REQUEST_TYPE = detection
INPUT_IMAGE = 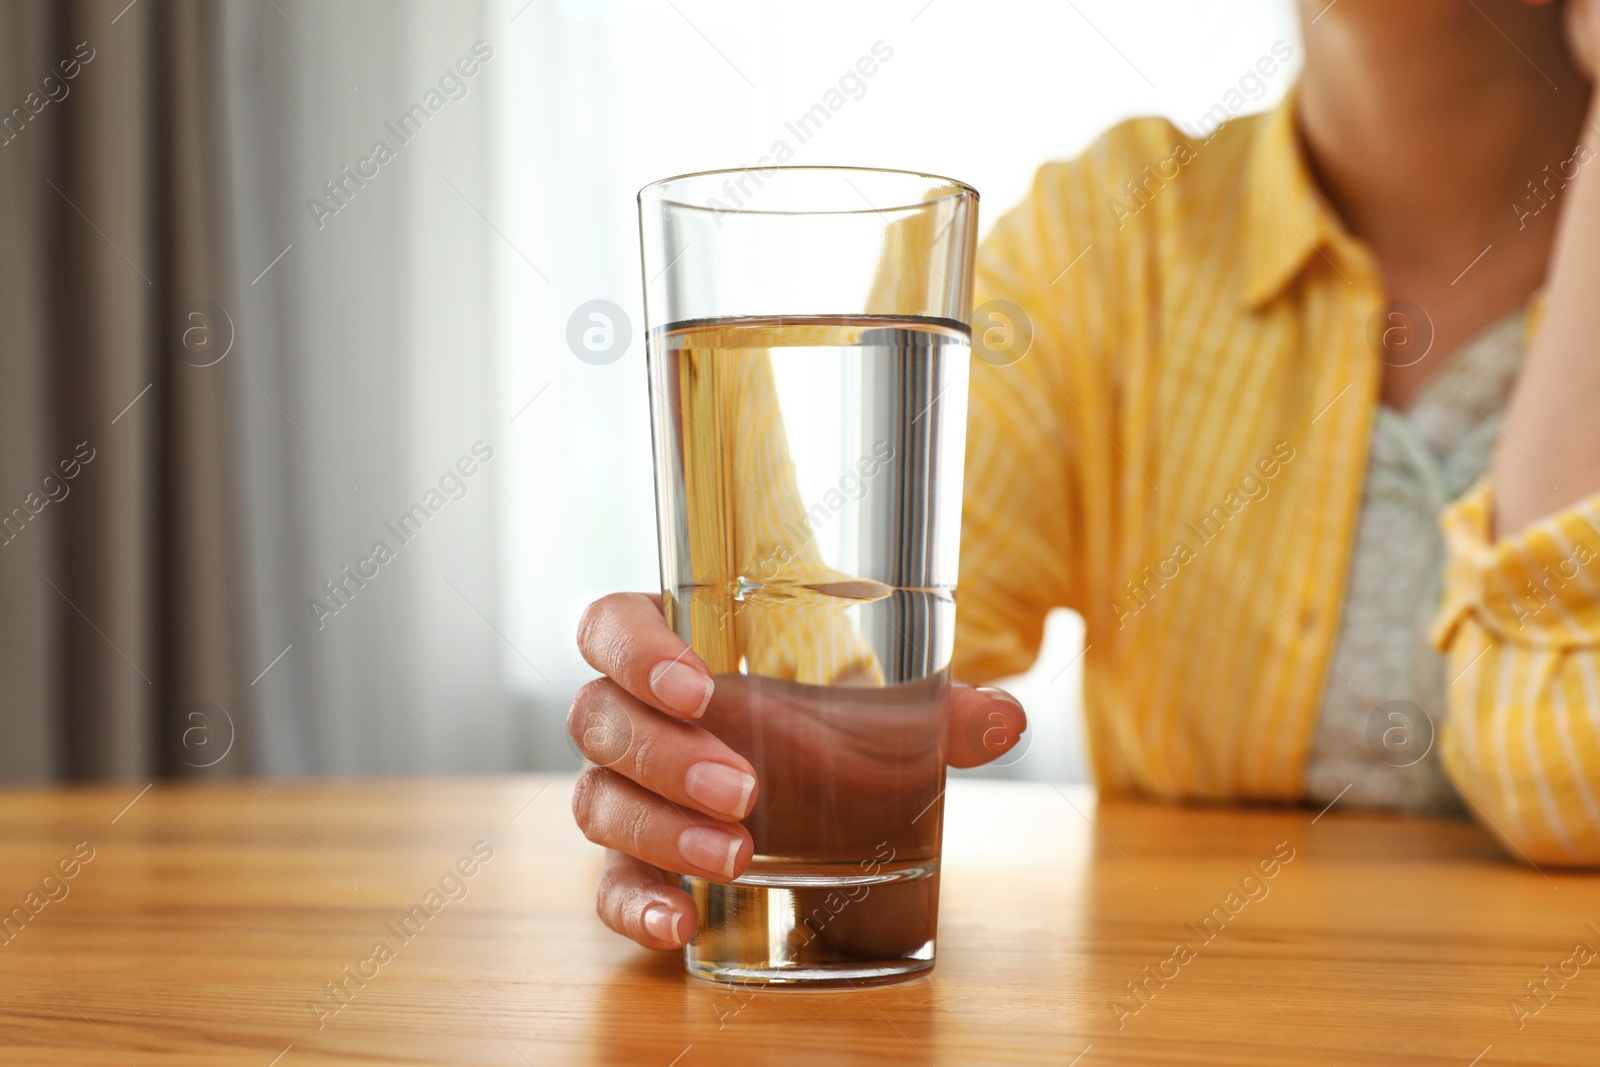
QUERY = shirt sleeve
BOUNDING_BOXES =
[1431,475,1600,866]
[952,159,1112,682]
[677,340,885,686]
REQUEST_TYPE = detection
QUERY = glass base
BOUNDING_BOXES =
[682,861,939,988]
[685,955,934,988]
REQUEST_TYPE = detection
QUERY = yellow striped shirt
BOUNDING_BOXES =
[671,322,887,686]
[955,91,1600,865]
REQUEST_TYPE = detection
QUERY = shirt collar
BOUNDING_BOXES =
[1242,85,1350,309]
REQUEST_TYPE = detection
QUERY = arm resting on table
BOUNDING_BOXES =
[1432,479,1600,866]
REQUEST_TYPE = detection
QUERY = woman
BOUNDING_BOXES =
[571,0,1600,950]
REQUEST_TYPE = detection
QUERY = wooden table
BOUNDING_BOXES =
[1,775,1598,1066]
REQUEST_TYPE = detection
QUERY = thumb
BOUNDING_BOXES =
[945,683,1028,768]
[1564,0,1600,80]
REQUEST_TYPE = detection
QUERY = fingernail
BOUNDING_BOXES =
[642,903,683,945]
[684,761,756,819]
[650,660,714,717]
[994,705,1026,738]
[977,688,1026,737]
[677,825,742,879]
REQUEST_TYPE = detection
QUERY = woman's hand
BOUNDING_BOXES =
[1519,0,1600,74]
[568,592,1029,950]
[1561,0,1600,77]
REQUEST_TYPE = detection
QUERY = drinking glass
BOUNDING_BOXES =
[637,166,978,987]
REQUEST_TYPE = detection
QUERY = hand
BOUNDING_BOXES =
[569,591,1029,951]
[1568,0,1600,77]
[1524,0,1600,78]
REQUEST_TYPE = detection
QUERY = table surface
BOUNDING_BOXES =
[1,774,1598,1066]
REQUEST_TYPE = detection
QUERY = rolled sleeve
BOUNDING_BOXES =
[1432,475,1600,867]
[1433,476,1600,651]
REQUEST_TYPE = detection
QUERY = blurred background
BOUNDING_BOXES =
[0,0,1299,784]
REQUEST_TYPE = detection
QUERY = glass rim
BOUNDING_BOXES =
[637,164,979,217]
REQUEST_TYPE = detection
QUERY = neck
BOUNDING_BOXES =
[1296,0,1590,270]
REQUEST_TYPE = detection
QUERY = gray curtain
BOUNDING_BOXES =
[0,0,249,780]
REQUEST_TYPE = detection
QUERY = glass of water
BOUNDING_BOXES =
[637,167,978,987]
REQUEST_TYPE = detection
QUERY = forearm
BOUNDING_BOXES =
[1494,100,1600,536]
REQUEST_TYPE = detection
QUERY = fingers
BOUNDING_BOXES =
[946,683,1029,769]
[572,765,753,882]
[1565,0,1600,78]
[568,678,758,821]
[595,849,699,950]
[577,592,715,719]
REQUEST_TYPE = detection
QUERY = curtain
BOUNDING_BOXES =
[219,0,517,774]
[0,0,248,780]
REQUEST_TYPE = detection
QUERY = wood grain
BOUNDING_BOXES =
[0,775,1597,1065]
